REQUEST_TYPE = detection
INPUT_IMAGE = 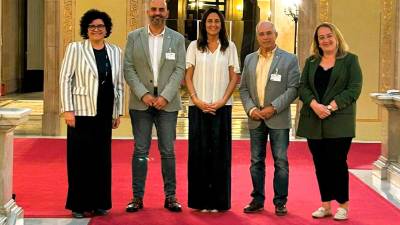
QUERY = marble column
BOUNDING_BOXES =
[294,0,318,134]
[43,0,60,135]
[0,108,32,225]
[0,0,2,93]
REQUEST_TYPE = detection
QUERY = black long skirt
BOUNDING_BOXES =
[65,72,114,212]
[65,114,113,212]
[188,105,232,210]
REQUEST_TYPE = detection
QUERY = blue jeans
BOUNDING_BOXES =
[129,108,178,198]
[249,122,289,207]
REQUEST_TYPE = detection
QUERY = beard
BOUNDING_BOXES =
[150,16,165,26]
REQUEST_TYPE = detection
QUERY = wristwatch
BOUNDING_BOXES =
[271,105,277,115]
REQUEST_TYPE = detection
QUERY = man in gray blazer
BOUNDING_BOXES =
[124,0,185,213]
[239,21,300,216]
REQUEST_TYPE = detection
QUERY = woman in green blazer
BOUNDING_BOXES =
[297,22,362,221]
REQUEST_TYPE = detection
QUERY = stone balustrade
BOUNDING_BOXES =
[0,108,31,225]
[370,92,400,188]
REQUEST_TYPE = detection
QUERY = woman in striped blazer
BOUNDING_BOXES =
[59,9,124,218]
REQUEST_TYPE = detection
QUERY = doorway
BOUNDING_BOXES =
[1,0,44,95]
[23,0,44,93]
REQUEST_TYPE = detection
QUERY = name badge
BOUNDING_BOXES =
[166,52,175,60]
[270,73,282,82]
[270,68,281,82]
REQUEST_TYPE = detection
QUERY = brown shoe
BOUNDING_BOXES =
[164,197,182,212]
[126,197,143,212]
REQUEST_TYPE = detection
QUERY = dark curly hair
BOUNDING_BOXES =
[80,9,112,39]
[197,8,229,53]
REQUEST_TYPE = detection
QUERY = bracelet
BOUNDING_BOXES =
[190,93,197,98]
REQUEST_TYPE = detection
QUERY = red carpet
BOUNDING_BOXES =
[13,138,399,225]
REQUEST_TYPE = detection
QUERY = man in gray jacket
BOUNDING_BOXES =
[124,0,185,213]
[239,21,300,216]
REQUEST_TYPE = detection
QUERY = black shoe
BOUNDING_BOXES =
[72,211,85,218]
[275,205,288,216]
[126,197,143,212]
[93,209,108,216]
[243,200,264,213]
[164,197,182,212]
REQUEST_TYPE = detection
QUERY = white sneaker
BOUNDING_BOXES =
[312,207,332,218]
[334,207,348,220]
[210,209,218,213]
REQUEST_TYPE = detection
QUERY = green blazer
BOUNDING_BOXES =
[296,52,363,139]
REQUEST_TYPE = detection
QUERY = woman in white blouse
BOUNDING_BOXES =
[185,8,240,212]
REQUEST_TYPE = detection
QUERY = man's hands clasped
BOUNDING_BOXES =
[142,93,168,110]
[250,105,276,121]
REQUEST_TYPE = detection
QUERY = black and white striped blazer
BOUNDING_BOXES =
[60,40,124,119]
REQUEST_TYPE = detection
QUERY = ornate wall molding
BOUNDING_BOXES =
[380,0,396,91]
[319,0,331,22]
[127,0,144,33]
[62,0,74,51]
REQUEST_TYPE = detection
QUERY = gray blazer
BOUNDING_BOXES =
[59,40,124,119]
[124,26,186,112]
[239,48,300,129]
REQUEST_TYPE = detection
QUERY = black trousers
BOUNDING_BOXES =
[307,137,352,204]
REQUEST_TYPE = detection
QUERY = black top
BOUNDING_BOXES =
[314,65,332,101]
[93,47,112,84]
[93,47,114,117]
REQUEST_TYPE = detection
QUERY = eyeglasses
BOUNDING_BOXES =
[88,24,106,31]
[318,33,335,41]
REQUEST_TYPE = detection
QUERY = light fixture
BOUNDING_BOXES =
[198,2,204,9]
[283,0,301,9]
[284,0,301,54]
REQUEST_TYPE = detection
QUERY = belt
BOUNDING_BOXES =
[154,87,158,96]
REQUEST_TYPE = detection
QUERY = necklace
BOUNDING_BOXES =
[102,53,109,85]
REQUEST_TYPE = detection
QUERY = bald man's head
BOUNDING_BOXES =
[256,21,278,52]
[256,21,277,35]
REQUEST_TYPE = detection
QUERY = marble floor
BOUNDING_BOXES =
[24,218,90,225]
[0,91,298,139]
[2,92,399,224]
